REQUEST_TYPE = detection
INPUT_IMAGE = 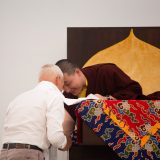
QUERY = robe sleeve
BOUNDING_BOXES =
[97,64,145,99]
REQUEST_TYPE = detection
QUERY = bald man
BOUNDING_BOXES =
[0,64,72,160]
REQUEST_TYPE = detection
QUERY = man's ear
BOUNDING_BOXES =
[55,76,60,85]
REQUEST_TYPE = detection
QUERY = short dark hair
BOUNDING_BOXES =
[55,59,79,75]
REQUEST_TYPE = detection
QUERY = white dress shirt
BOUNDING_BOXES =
[2,81,67,150]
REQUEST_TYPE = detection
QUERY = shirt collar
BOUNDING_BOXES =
[36,81,60,92]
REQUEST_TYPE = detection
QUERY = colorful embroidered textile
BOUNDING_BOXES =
[76,100,160,160]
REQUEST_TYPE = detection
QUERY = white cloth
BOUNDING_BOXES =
[2,81,67,150]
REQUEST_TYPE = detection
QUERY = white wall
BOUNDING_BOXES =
[0,0,160,158]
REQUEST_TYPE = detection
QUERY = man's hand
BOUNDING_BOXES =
[58,135,72,151]
[95,94,116,100]
[94,94,106,100]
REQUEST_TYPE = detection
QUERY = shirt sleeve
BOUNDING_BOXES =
[46,92,67,149]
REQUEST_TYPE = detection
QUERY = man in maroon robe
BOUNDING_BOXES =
[56,59,154,120]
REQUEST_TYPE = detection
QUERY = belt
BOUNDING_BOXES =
[3,143,43,152]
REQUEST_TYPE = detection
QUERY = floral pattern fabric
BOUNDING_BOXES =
[76,100,160,160]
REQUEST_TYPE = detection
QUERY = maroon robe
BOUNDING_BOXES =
[83,63,145,99]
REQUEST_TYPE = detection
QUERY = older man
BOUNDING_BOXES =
[0,64,72,160]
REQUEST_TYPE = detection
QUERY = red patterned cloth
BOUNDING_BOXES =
[76,100,160,159]
[103,100,160,147]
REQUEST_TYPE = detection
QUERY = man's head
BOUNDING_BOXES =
[39,64,64,91]
[56,59,86,96]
